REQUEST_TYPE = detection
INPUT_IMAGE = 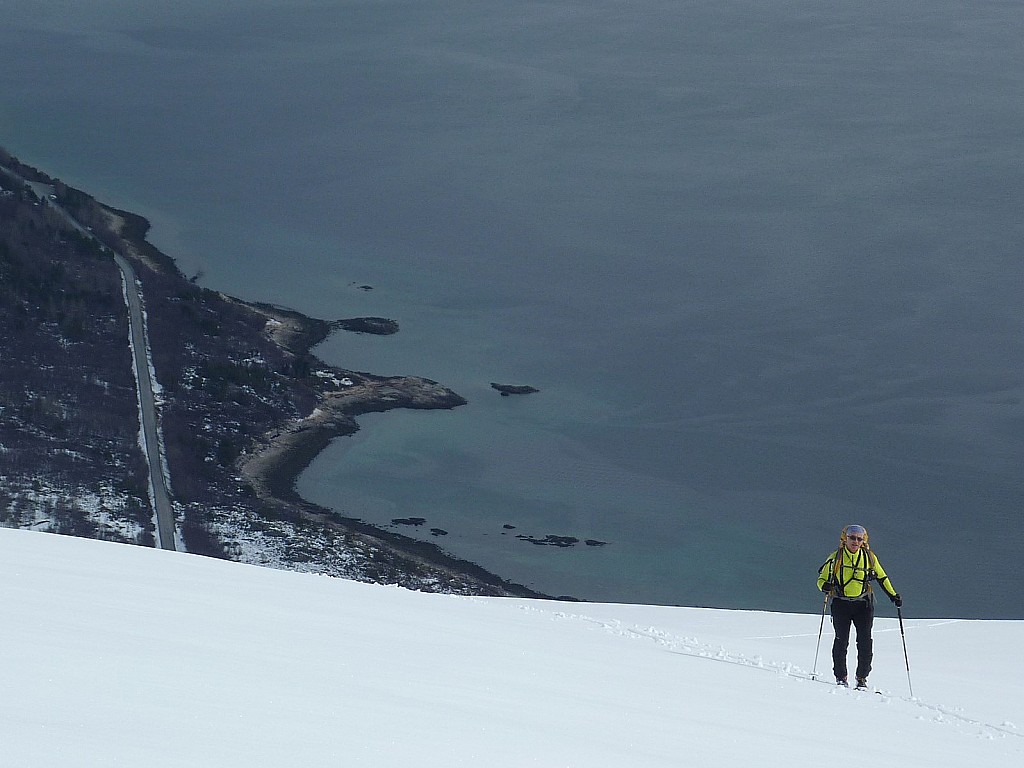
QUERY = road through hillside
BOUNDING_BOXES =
[3,164,178,550]
[111,250,177,550]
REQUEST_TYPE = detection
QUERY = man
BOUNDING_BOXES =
[817,524,902,689]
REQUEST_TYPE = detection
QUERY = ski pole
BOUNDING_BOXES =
[810,591,830,680]
[897,605,914,698]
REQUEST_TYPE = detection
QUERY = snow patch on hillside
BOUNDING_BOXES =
[0,476,144,541]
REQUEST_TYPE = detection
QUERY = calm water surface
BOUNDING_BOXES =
[3,1,1022,617]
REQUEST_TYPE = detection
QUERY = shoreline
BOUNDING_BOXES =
[126,212,560,600]
[230,320,559,599]
[2,147,558,601]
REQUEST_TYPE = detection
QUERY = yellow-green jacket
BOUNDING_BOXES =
[817,547,898,601]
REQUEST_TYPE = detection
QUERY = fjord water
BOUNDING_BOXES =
[3,1,1022,617]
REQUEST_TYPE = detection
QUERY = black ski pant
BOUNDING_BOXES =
[831,596,874,681]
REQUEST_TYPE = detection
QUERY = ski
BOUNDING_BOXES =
[855,684,883,695]
[806,674,884,695]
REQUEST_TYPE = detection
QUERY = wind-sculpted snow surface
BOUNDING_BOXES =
[2,528,1021,767]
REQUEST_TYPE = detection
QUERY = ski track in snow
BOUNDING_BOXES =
[743,617,966,640]
[515,604,1022,742]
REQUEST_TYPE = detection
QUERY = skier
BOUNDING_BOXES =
[817,524,902,689]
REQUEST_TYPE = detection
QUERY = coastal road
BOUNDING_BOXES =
[111,250,177,550]
[3,165,178,550]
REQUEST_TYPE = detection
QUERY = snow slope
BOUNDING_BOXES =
[3,528,1021,767]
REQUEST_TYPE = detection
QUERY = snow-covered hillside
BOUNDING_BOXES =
[3,528,1021,767]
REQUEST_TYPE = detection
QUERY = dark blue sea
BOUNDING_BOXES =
[3,1,1022,617]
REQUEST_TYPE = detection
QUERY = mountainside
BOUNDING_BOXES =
[3,527,1022,767]
[1,148,540,598]
[1,158,150,541]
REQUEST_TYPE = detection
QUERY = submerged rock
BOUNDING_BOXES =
[516,534,579,548]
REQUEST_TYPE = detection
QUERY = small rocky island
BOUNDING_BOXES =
[0,147,548,599]
[334,316,399,335]
[491,382,540,396]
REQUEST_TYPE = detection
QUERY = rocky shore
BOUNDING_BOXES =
[1,148,551,599]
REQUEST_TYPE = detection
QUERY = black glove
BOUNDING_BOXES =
[821,583,834,595]
[890,593,903,607]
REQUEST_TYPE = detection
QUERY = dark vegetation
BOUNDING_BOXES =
[132,257,318,552]
[0,154,152,541]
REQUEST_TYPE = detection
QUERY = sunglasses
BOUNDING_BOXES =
[847,535,864,542]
